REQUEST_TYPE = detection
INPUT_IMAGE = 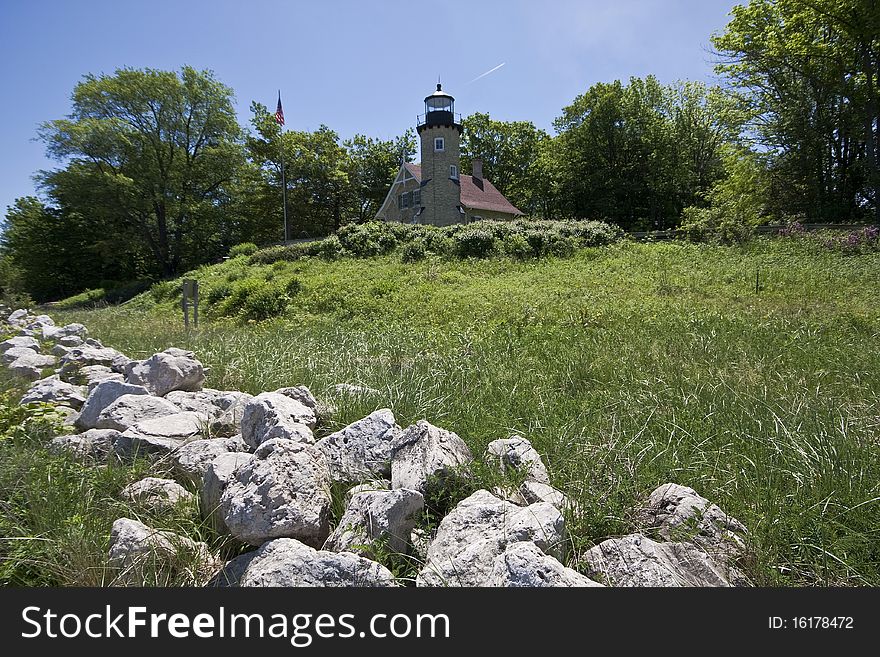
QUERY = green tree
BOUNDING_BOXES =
[713,0,880,221]
[247,103,352,237]
[459,113,550,215]
[345,131,417,223]
[38,66,246,277]
[550,76,733,229]
[0,197,130,302]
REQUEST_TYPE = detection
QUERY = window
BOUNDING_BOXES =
[434,137,444,152]
[399,192,410,209]
[450,164,458,179]
[413,189,421,206]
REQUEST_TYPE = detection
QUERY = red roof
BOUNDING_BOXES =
[403,162,523,216]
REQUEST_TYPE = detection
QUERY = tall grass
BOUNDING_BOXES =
[18,238,880,585]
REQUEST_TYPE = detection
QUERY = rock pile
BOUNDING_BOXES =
[2,307,752,588]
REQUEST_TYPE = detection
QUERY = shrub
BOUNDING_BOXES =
[337,222,398,257]
[149,280,180,303]
[453,227,496,258]
[314,235,343,260]
[401,240,427,263]
[504,233,532,259]
[241,282,289,321]
[229,242,258,258]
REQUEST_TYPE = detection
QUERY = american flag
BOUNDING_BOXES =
[275,93,285,126]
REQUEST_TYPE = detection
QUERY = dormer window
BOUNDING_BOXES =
[450,165,458,179]
[434,137,445,152]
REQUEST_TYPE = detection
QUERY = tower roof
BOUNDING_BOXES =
[424,83,454,103]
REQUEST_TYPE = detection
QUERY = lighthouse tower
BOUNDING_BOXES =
[417,83,462,226]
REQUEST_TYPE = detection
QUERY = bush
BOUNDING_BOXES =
[150,280,179,303]
[337,222,399,257]
[241,282,289,321]
[504,233,532,259]
[454,227,496,258]
[401,240,427,263]
[314,235,343,260]
[229,242,258,258]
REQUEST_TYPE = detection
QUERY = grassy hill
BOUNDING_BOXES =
[4,234,880,586]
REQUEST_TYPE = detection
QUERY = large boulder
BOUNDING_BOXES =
[323,488,424,557]
[172,436,250,485]
[1,345,39,365]
[489,542,603,588]
[81,365,125,391]
[274,385,318,410]
[58,335,85,348]
[635,483,748,557]
[165,389,253,434]
[485,436,551,485]
[220,438,332,547]
[6,309,30,326]
[416,489,565,587]
[230,538,396,587]
[95,394,182,432]
[20,376,87,409]
[0,336,40,354]
[7,351,55,380]
[25,314,54,330]
[201,452,255,533]
[42,323,88,341]
[114,411,205,458]
[390,420,472,495]
[125,348,206,396]
[108,517,216,584]
[579,533,750,587]
[239,392,315,449]
[121,477,195,512]
[59,345,128,379]
[76,380,150,429]
[315,409,399,483]
[48,429,121,462]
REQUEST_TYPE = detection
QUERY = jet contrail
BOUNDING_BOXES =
[468,62,505,84]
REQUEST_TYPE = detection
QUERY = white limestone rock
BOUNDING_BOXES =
[49,429,121,462]
[220,438,332,547]
[115,411,205,458]
[315,409,399,483]
[201,452,255,533]
[579,533,751,587]
[240,392,315,449]
[95,393,182,432]
[76,380,149,429]
[323,488,424,557]
[125,348,206,396]
[165,389,253,434]
[236,538,396,587]
[390,420,472,495]
[635,483,748,557]
[42,323,88,341]
[0,335,40,354]
[489,542,604,587]
[108,517,215,583]
[172,436,250,485]
[7,351,55,380]
[121,477,195,512]
[416,489,565,587]
[485,435,551,485]
[20,375,87,409]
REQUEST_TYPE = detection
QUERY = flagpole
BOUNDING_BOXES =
[281,137,288,244]
[277,90,288,244]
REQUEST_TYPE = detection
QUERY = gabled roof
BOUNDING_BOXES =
[403,162,523,216]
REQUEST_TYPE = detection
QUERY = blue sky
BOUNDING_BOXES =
[0,0,738,217]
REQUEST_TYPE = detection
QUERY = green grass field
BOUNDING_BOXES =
[2,237,879,586]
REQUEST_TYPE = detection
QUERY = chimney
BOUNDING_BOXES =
[472,158,483,183]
